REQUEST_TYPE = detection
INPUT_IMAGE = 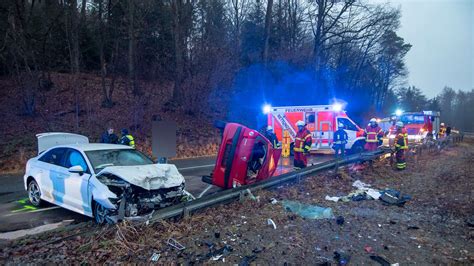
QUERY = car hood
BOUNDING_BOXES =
[97,164,185,190]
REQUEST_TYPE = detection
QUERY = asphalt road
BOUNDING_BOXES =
[0,155,332,234]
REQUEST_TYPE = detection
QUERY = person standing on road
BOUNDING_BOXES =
[264,126,280,148]
[364,118,383,151]
[100,127,118,144]
[333,123,348,159]
[438,123,447,139]
[394,122,408,170]
[293,120,312,169]
[120,128,135,148]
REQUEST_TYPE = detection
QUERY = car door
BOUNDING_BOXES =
[61,148,92,215]
[36,148,68,204]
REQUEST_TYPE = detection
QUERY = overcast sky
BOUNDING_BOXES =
[385,0,473,97]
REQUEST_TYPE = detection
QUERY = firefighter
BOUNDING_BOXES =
[100,126,118,144]
[120,128,135,148]
[364,118,383,151]
[394,121,408,170]
[333,123,348,159]
[264,126,280,148]
[438,123,447,139]
[294,120,312,169]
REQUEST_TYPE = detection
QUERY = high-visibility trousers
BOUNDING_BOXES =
[294,151,307,168]
[396,149,406,170]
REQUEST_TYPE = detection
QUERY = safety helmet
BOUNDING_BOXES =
[395,121,404,128]
[296,120,305,127]
[440,123,445,127]
[267,126,273,131]
[370,118,377,123]
[121,128,129,135]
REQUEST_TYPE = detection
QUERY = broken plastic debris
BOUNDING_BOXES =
[150,253,161,261]
[352,180,371,190]
[282,200,334,219]
[267,218,277,229]
[325,195,340,202]
[166,238,185,250]
[366,189,381,200]
[270,198,278,204]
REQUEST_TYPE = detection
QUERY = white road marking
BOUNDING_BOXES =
[178,164,215,171]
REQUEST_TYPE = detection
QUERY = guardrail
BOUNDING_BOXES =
[148,150,383,223]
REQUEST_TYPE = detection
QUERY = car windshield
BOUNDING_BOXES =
[85,149,154,173]
[400,115,424,125]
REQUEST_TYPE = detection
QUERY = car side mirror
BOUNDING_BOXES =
[68,165,84,175]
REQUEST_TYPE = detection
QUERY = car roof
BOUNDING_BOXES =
[51,143,133,152]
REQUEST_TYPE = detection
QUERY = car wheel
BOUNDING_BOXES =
[28,180,43,207]
[351,142,364,154]
[93,201,108,225]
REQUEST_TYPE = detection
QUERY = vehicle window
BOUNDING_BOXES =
[305,112,315,123]
[85,149,154,173]
[400,115,424,124]
[337,118,358,131]
[38,148,67,167]
[64,149,88,172]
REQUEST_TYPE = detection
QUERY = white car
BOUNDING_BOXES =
[24,133,185,224]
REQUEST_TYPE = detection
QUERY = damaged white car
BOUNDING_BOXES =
[24,133,186,224]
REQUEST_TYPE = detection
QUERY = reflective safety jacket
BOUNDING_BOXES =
[121,134,135,148]
[333,129,348,145]
[264,132,280,148]
[294,128,312,153]
[364,125,383,143]
[438,127,446,138]
[394,131,408,150]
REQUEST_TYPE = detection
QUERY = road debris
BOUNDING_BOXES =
[166,238,185,250]
[379,189,411,206]
[325,195,340,202]
[267,218,277,229]
[282,200,334,219]
[150,253,160,262]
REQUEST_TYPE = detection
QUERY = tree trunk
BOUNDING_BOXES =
[171,0,183,105]
[98,0,112,107]
[262,0,273,65]
[128,0,138,95]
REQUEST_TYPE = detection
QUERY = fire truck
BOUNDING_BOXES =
[385,110,440,145]
[265,104,366,153]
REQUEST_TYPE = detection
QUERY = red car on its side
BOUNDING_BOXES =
[203,122,282,189]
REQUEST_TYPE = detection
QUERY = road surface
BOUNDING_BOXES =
[0,155,332,234]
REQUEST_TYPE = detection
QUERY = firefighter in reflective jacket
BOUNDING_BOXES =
[364,118,383,151]
[120,128,135,148]
[394,121,408,170]
[294,120,312,168]
[264,126,280,148]
[438,123,447,139]
[333,123,348,159]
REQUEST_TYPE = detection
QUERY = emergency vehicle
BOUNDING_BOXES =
[385,111,440,145]
[265,105,366,153]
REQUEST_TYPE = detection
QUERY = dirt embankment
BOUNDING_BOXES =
[1,140,473,264]
[0,73,228,172]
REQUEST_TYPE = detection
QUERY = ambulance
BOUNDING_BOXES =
[265,104,366,153]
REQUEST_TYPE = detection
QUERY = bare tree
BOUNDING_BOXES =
[262,0,273,65]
